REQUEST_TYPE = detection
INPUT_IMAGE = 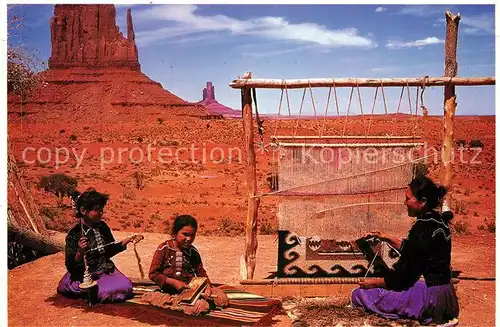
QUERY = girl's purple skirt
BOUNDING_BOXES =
[351,280,459,325]
[57,268,133,303]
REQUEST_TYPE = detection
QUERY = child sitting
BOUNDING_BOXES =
[57,188,137,303]
[146,215,229,315]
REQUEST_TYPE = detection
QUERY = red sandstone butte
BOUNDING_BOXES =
[7,4,208,117]
[198,82,241,118]
[48,5,140,70]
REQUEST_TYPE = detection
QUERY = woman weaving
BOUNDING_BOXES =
[351,176,459,325]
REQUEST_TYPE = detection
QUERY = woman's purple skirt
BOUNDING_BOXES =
[57,268,133,303]
[351,280,459,325]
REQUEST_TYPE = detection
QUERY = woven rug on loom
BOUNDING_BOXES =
[127,283,283,326]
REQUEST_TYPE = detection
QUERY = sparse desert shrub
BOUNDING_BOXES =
[478,217,495,233]
[37,174,77,207]
[59,129,66,134]
[450,219,471,235]
[132,171,145,189]
[218,217,233,236]
[455,139,466,148]
[39,206,73,231]
[120,220,128,229]
[157,117,164,125]
[133,219,143,228]
[469,139,484,148]
[69,134,77,141]
[453,200,468,215]
[161,140,180,146]
[150,213,162,221]
[232,221,245,236]
[260,222,276,235]
[7,49,46,103]
[123,188,136,200]
[96,137,103,142]
[137,136,144,143]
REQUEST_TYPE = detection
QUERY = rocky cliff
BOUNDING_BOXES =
[48,5,140,70]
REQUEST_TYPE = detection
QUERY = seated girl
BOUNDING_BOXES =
[351,176,459,325]
[147,215,229,315]
[57,188,137,303]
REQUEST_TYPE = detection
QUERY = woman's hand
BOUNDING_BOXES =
[121,234,144,247]
[359,277,386,289]
[366,231,402,250]
[365,231,386,241]
[205,284,212,296]
[78,236,88,252]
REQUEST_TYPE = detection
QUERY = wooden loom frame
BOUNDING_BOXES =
[229,12,495,291]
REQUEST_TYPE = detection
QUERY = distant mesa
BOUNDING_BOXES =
[197,82,241,118]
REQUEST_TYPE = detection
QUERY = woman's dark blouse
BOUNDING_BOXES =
[65,221,126,280]
[384,210,452,291]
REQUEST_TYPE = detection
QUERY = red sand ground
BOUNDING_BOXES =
[7,96,495,325]
[8,232,495,326]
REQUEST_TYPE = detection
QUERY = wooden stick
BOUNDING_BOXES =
[229,76,494,89]
[441,11,460,191]
[241,72,260,280]
[271,135,423,140]
[442,96,456,188]
[240,277,362,284]
[257,185,407,197]
[239,277,462,285]
[8,146,47,235]
[316,202,404,215]
[274,142,424,148]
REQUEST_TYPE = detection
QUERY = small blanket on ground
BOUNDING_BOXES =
[128,281,283,326]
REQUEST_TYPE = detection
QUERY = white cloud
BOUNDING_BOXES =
[431,12,493,35]
[398,5,450,17]
[375,7,387,13]
[242,45,314,58]
[386,37,444,49]
[461,13,494,35]
[132,5,377,49]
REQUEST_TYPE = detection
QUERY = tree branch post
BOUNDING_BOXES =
[442,11,460,192]
[240,72,260,280]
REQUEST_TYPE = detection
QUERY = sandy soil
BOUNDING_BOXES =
[8,232,495,326]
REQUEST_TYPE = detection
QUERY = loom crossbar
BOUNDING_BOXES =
[271,135,423,140]
[229,77,495,89]
[275,142,425,148]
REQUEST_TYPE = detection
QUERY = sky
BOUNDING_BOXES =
[7,4,496,116]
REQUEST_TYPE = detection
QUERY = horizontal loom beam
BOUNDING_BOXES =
[229,77,495,89]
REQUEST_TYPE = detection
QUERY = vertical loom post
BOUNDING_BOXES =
[241,73,260,280]
[442,11,460,191]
